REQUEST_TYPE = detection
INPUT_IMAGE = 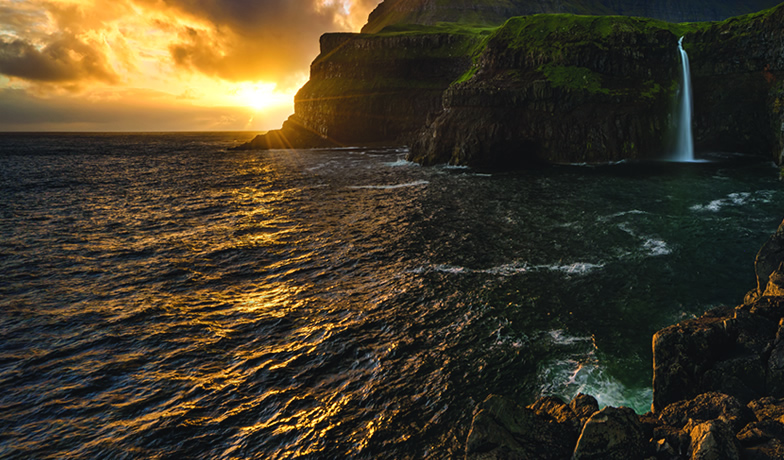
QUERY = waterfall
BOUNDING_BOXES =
[673,37,695,162]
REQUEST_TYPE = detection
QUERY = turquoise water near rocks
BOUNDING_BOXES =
[0,133,781,458]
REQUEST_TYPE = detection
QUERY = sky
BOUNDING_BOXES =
[0,0,382,131]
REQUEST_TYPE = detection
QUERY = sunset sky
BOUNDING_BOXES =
[0,0,381,131]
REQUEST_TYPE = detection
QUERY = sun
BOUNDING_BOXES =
[234,82,294,112]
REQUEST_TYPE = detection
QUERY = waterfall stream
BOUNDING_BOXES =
[673,36,695,161]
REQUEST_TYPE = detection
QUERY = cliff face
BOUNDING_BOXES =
[408,15,684,167]
[240,1,784,165]
[238,27,484,150]
[408,5,784,167]
[362,0,783,34]
[684,7,784,161]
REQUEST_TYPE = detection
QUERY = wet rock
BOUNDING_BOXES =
[572,406,645,460]
[465,395,576,460]
[658,392,753,434]
[747,220,784,302]
[741,399,784,459]
[569,393,600,428]
[527,395,581,434]
[652,305,780,410]
[651,307,734,412]
[651,423,691,458]
[688,419,740,460]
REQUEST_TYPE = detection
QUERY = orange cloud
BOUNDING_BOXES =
[0,0,382,130]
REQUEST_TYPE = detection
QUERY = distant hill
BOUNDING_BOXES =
[362,0,784,33]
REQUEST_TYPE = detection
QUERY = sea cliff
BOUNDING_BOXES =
[465,219,784,460]
[237,0,784,162]
[408,15,684,167]
[408,5,784,167]
[237,26,486,150]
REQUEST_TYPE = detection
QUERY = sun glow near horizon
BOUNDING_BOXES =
[0,0,380,131]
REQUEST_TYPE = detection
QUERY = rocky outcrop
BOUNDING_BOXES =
[465,218,784,459]
[466,392,784,459]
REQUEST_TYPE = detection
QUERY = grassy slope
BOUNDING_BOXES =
[362,0,784,34]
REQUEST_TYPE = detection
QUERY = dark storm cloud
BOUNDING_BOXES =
[0,34,119,84]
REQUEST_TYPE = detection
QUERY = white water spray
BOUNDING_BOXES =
[673,37,695,161]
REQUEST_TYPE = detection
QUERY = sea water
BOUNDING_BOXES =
[0,133,781,458]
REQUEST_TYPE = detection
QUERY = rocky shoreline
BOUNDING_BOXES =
[465,219,784,459]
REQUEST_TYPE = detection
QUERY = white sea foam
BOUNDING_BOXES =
[539,356,653,414]
[543,262,605,275]
[384,159,417,168]
[691,192,751,212]
[349,180,429,190]
[410,260,604,277]
[548,330,592,346]
[479,262,530,276]
[643,238,671,256]
[599,209,648,221]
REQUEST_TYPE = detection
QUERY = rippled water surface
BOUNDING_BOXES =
[0,133,781,458]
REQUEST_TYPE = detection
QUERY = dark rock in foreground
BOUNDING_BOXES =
[466,218,784,459]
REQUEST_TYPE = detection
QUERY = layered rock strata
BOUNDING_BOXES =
[408,15,682,167]
[465,219,784,459]
[408,5,784,167]
[237,29,483,150]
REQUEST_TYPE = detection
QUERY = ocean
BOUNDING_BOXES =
[0,132,781,458]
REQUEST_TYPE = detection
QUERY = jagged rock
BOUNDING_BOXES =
[738,420,784,460]
[465,395,576,460]
[652,304,781,410]
[688,419,740,460]
[651,307,734,412]
[572,407,645,460]
[651,423,691,458]
[236,116,340,150]
[527,395,581,434]
[658,393,753,433]
[569,393,600,428]
[746,220,784,302]
[748,397,784,423]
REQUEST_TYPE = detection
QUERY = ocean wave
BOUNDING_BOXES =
[349,180,429,190]
[643,238,672,256]
[599,209,648,221]
[690,192,751,212]
[411,261,604,276]
[544,262,605,275]
[383,159,418,168]
[547,329,592,346]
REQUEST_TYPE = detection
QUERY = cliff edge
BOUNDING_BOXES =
[408,5,784,167]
